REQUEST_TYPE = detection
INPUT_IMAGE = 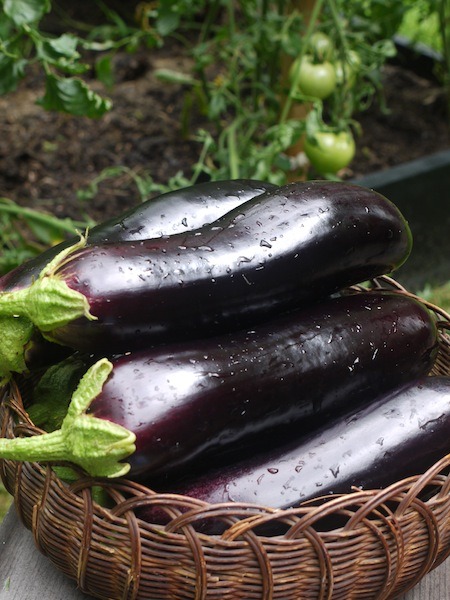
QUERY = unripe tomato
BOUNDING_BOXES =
[334,50,361,88]
[309,32,334,62]
[290,55,336,100]
[304,130,355,174]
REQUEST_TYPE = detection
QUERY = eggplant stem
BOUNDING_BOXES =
[0,235,96,332]
[0,275,97,331]
[0,359,136,478]
[0,237,96,379]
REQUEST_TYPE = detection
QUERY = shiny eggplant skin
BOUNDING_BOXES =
[84,290,437,479]
[160,376,450,526]
[45,181,412,352]
[0,179,275,292]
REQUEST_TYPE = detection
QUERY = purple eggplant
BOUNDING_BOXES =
[154,376,450,535]
[0,179,275,292]
[0,179,275,377]
[2,290,437,481]
[0,181,413,357]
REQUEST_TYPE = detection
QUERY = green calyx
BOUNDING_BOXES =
[0,316,35,385]
[0,275,94,332]
[0,236,96,380]
[0,236,96,331]
[0,358,136,478]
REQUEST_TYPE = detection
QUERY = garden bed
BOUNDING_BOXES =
[0,41,449,225]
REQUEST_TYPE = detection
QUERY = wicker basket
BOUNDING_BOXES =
[1,277,450,600]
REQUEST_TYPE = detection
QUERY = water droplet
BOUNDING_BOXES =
[260,239,272,248]
[238,256,253,265]
[267,468,279,474]
[330,466,340,478]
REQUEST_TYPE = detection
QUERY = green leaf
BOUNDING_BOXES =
[35,34,88,74]
[37,73,112,118]
[0,54,26,94]
[47,33,79,57]
[0,10,15,38]
[95,54,114,89]
[266,120,305,152]
[156,4,179,36]
[24,217,66,246]
[3,0,51,26]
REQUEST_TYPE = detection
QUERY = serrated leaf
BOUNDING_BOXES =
[0,54,26,94]
[266,121,304,151]
[3,0,51,26]
[35,34,88,74]
[47,33,79,57]
[37,73,112,118]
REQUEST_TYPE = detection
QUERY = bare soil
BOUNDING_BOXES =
[0,45,449,225]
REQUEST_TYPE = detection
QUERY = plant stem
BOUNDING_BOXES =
[280,0,326,124]
[227,121,240,179]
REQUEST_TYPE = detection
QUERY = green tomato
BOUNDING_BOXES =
[309,32,334,62]
[334,50,361,88]
[304,131,355,174]
[290,55,336,100]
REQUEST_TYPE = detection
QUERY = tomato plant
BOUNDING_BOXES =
[290,55,337,100]
[304,130,355,175]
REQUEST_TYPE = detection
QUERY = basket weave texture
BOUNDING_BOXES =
[1,278,450,600]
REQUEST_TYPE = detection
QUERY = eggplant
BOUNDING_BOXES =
[154,376,450,535]
[0,181,413,359]
[0,179,275,377]
[1,290,438,480]
[0,179,275,292]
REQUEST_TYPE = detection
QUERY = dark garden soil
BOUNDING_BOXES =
[0,43,449,226]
